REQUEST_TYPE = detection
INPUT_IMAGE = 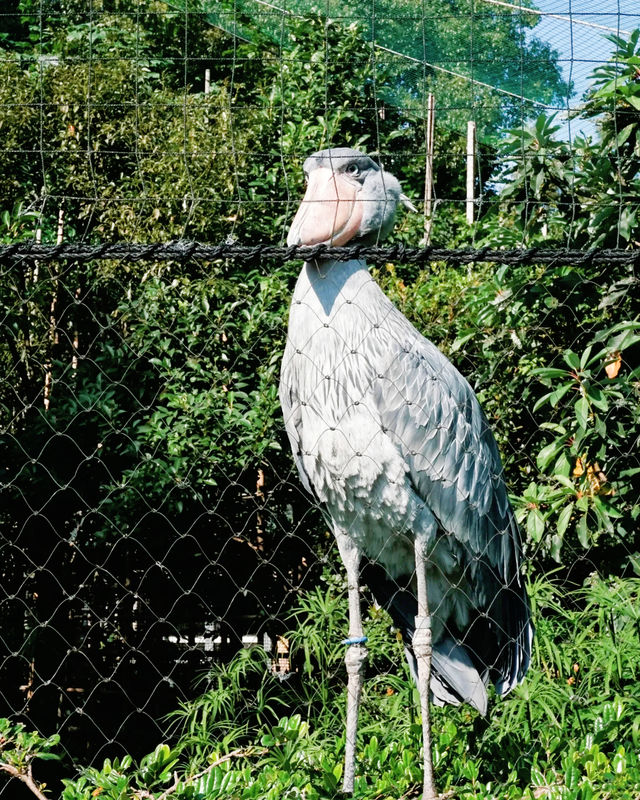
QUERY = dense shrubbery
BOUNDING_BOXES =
[1,1,639,797]
[3,573,640,798]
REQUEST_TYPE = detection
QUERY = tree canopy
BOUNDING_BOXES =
[203,0,570,134]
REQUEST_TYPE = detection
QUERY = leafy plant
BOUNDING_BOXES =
[5,573,640,798]
[2,3,640,798]
[521,321,640,560]
[483,30,640,248]
[0,718,60,799]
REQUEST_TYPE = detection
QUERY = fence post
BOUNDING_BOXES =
[422,93,435,245]
[43,208,64,411]
[466,120,476,225]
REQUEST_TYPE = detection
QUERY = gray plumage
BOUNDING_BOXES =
[280,148,532,794]
[280,258,531,712]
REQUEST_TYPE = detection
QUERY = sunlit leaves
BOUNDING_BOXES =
[5,573,640,798]
[484,30,640,248]
[525,320,640,560]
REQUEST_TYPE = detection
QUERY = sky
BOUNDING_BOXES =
[523,0,640,137]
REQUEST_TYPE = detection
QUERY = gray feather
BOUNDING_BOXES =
[280,158,533,711]
[431,638,488,715]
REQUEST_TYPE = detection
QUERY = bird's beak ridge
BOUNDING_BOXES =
[287,168,363,247]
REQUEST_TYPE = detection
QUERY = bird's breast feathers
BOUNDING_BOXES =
[280,262,513,566]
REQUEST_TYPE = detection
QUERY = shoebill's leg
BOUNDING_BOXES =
[335,532,367,795]
[414,534,438,800]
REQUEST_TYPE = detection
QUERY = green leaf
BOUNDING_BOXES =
[533,391,553,412]
[554,451,571,478]
[585,385,609,412]
[531,367,570,380]
[530,765,546,787]
[527,508,545,542]
[626,94,640,110]
[553,474,575,491]
[577,513,590,548]
[612,749,627,775]
[564,350,581,370]
[594,415,607,438]
[539,422,568,434]
[574,396,590,429]
[537,441,561,471]
[449,331,476,352]
[564,760,580,790]
[550,534,563,562]
[549,382,573,407]
[616,123,636,146]
[580,345,593,370]
[556,503,574,537]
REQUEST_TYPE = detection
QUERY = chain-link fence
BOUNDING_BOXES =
[1,2,640,798]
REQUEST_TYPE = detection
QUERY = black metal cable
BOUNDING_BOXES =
[0,240,639,266]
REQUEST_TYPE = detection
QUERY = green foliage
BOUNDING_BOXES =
[5,575,640,798]
[487,31,640,248]
[524,323,640,559]
[1,4,640,799]
[0,718,60,771]
[203,0,569,135]
[0,719,60,798]
[60,745,183,800]
[103,263,290,514]
[0,0,431,549]
[157,576,640,798]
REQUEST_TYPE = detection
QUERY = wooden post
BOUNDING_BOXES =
[43,209,64,411]
[33,224,41,285]
[200,67,212,202]
[29,224,42,354]
[422,94,435,245]
[72,287,80,373]
[466,120,476,225]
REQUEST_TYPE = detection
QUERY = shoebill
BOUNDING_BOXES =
[279,147,533,799]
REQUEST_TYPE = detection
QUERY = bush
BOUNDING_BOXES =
[3,573,640,798]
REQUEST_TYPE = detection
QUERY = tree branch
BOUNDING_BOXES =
[153,747,265,800]
[0,762,50,800]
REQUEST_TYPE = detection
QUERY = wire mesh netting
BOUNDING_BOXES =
[1,1,640,798]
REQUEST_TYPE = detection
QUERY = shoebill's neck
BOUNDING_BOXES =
[301,258,370,317]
